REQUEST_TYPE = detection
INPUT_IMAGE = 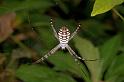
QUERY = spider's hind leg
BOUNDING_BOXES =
[33,44,60,64]
[66,45,98,62]
[66,45,81,64]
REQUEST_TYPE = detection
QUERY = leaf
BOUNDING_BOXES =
[30,15,50,27]
[91,0,124,16]
[34,24,57,51]
[16,65,76,82]
[105,54,124,81]
[74,36,100,82]
[48,51,88,78]
[0,0,53,15]
[99,35,121,77]
[0,12,16,43]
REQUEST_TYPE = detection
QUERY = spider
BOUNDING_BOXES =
[34,18,96,64]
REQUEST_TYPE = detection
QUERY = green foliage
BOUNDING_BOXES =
[48,51,83,75]
[99,35,122,81]
[91,0,124,16]
[74,36,100,82]
[99,35,121,73]
[16,65,76,82]
[0,0,53,15]
[105,54,124,82]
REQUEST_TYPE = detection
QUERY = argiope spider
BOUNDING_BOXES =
[33,18,96,64]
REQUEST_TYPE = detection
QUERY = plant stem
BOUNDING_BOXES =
[112,8,124,21]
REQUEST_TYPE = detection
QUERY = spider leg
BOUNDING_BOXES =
[33,44,60,64]
[66,45,81,64]
[69,23,80,41]
[66,45,97,61]
[50,18,59,39]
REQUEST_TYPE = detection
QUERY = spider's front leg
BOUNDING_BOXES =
[69,23,81,41]
[50,18,59,39]
[33,44,60,64]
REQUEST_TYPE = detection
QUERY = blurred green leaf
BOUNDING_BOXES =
[91,0,124,16]
[48,50,92,82]
[116,76,124,82]
[105,53,124,82]
[74,36,100,82]
[34,25,57,53]
[48,51,86,77]
[16,65,76,82]
[0,0,53,15]
[99,35,121,78]
[31,15,50,27]
[30,16,55,51]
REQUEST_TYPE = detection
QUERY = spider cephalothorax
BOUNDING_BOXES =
[33,18,96,64]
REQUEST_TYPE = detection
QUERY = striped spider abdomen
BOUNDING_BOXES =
[58,26,70,49]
